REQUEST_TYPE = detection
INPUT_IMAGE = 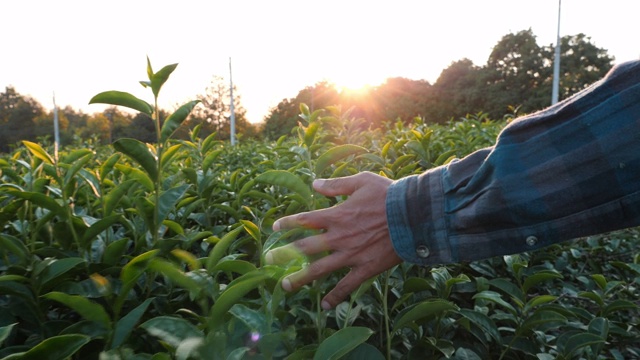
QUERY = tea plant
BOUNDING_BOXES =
[0,59,638,359]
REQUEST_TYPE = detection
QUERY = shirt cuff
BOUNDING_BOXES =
[385,166,453,266]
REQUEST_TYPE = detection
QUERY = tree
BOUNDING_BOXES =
[189,75,255,141]
[541,33,614,101]
[374,77,433,124]
[424,59,482,122]
[482,29,550,117]
[0,86,45,152]
[262,81,340,139]
[423,30,615,120]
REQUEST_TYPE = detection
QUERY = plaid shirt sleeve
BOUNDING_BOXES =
[386,60,640,266]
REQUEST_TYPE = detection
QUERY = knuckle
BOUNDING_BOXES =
[296,212,313,227]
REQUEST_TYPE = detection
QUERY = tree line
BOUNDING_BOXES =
[262,29,613,138]
[1,29,613,152]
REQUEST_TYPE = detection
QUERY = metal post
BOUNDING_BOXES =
[551,0,562,105]
[229,57,236,146]
[53,92,60,164]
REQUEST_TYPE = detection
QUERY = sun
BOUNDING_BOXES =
[328,71,378,94]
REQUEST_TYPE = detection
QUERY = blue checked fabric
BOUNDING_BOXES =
[386,60,640,265]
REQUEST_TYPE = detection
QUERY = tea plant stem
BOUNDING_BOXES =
[315,281,324,343]
[153,98,162,245]
[57,163,82,256]
[383,268,392,360]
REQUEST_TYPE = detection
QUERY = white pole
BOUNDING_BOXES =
[551,0,562,105]
[229,57,236,146]
[53,92,60,164]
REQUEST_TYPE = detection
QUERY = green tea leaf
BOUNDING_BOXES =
[208,270,270,329]
[522,270,562,293]
[160,143,183,169]
[148,258,199,292]
[212,260,257,275]
[171,249,199,270]
[37,257,86,292]
[524,294,557,311]
[43,292,111,330]
[458,309,501,344]
[473,290,517,315]
[103,238,131,266]
[591,274,607,290]
[22,140,54,164]
[229,303,267,332]
[562,333,605,358]
[157,184,190,226]
[603,299,637,316]
[0,323,17,346]
[315,144,367,176]
[393,299,459,331]
[240,220,261,242]
[254,170,312,206]
[518,310,567,335]
[7,190,66,219]
[62,153,93,192]
[163,219,185,235]
[90,91,153,116]
[160,100,200,142]
[206,226,245,272]
[61,148,93,164]
[141,316,203,348]
[99,153,122,183]
[11,334,90,360]
[80,214,121,250]
[303,122,319,148]
[314,327,374,360]
[114,164,154,192]
[202,149,224,174]
[103,179,137,215]
[150,63,178,98]
[121,249,159,285]
[113,138,158,182]
[344,343,385,360]
[0,234,29,264]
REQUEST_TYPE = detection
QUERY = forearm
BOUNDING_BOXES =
[387,60,640,266]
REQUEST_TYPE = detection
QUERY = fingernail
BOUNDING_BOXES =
[282,278,292,292]
[321,300,331,310]
[313,179,325,189]
[272,220,280,231]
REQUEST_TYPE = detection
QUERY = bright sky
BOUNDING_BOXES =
[1,0,637,124]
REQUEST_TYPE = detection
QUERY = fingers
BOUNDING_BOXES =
[282,253,346,292]
[264,243,304,265]
[283,262,376,310]
[321,268,372,310]
[264,233,329,265]
[312,172,374,197]
[273,208,332,232]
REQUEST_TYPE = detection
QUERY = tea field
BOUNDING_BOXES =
[0,62,638,359]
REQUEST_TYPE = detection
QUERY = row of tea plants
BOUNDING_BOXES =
[0,60,638,359]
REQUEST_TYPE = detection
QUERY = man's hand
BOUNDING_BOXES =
[267,172,402,310]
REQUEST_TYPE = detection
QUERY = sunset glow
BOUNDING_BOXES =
[0,1,637,123]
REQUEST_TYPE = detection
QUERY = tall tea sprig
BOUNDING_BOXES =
[90,57,199,245]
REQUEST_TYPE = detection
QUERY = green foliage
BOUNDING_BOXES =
[1,62,638,360]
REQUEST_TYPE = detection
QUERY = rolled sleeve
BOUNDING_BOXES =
[385,60,640,266]
[386,166,451,265]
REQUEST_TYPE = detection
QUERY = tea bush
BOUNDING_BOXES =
[0,61,638,359]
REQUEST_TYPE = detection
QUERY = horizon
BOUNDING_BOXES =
[1,1,637,123]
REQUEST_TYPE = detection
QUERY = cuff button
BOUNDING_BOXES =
[416,245,430,258]
[525,236,538,247]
